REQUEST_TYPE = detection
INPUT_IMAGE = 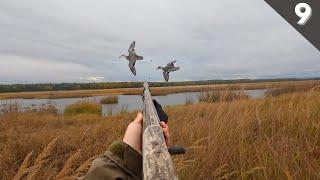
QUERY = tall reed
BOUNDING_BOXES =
[198,90,249,103]
[100,96,118,104]
[1,90,320,179]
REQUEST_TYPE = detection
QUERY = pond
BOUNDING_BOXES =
[0,89,267,116]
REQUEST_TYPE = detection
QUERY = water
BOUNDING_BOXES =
[0,89,267,116]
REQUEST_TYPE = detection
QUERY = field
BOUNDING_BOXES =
[0,80,319,99]
[1,86,320,179]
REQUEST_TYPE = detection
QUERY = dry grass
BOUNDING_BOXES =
[265,83,320,97]
[0,102,19,114]
[64,101,101,116]
[100,96,118,104]
[56,149,82,178]
[184,95,195,105]
[1,90,320,179]
[0,80,319,99]
[12,151,33,180]
[198,90,249,103]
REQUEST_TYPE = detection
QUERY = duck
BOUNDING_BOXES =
[156,60,180,82]
[119,41,143,76]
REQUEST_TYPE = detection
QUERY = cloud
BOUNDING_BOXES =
[0,55,92,83]
[80,76,105,82]
[0,0,319,83]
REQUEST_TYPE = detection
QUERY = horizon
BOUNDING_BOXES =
[1,77,320,86]
[0,0,319,84]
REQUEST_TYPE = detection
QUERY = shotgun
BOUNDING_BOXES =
[142,82,180,180]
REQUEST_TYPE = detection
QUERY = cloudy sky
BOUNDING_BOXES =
[0,0,319,84]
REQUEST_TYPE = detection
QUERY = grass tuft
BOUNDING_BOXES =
[64,101,101,116]
[56,150,82,179]
[100,96,118,104]
[198,90,249,103]
[12,151,34,180]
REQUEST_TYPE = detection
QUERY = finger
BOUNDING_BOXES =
[160,122,169,132]
[160,122,171,146]
[134,112,143,124]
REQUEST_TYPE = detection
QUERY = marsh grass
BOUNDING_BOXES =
[184,95,195,105]
[198,90,249,103]
[1,80,319,99]
[56,149,82,178]
[265,82,320,97]
[1,90,320,179]
[64,101,101,116]
[120,104,128,114]
[100,96,118,104]
[0,101,20,114]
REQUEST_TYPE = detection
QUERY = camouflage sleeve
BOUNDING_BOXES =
[81,141,142,180]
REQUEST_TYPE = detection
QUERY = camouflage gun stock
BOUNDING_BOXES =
[142,82,178,180]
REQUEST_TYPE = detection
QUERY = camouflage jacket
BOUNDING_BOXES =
[81,141,142,180]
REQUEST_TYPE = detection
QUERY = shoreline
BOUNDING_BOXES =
[0,80,319,99]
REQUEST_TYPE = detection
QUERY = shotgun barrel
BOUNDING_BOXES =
[142,82,177,180]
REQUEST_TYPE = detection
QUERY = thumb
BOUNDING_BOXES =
[134,112,143,124]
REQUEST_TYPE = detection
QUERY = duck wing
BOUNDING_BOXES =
[128,41,135,52]
[135,55,143,60]
[167,60,177,67]
[168,66,180,73]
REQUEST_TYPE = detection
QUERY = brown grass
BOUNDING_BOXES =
[100,96,118,104]
[12,151,34,180]
[64,101,101,116]
[56,150,82,178]
[198,90,249,103]
[265,83,320,97]
[10,137,61,180]
[27,137,60,179]
[73,156,98,177]
[0,80,319,99]
[1,90,320,179]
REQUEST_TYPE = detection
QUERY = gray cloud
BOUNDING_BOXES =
[0,0,319,83]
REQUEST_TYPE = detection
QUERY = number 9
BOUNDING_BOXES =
[295,3,312,26]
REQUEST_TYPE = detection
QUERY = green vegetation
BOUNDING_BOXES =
[100,96,118,104]
[64,101,101,115]
[0,78,319,93]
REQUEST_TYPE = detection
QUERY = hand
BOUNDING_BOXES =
[123,112,171,154]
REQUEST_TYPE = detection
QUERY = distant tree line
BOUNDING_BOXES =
[0,78,319,93]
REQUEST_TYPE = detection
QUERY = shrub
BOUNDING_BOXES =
[198,90,249,103]
[100,96,118,104]
[64,101,101,115]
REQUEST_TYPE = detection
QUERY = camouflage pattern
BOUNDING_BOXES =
[81,141,142,180]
